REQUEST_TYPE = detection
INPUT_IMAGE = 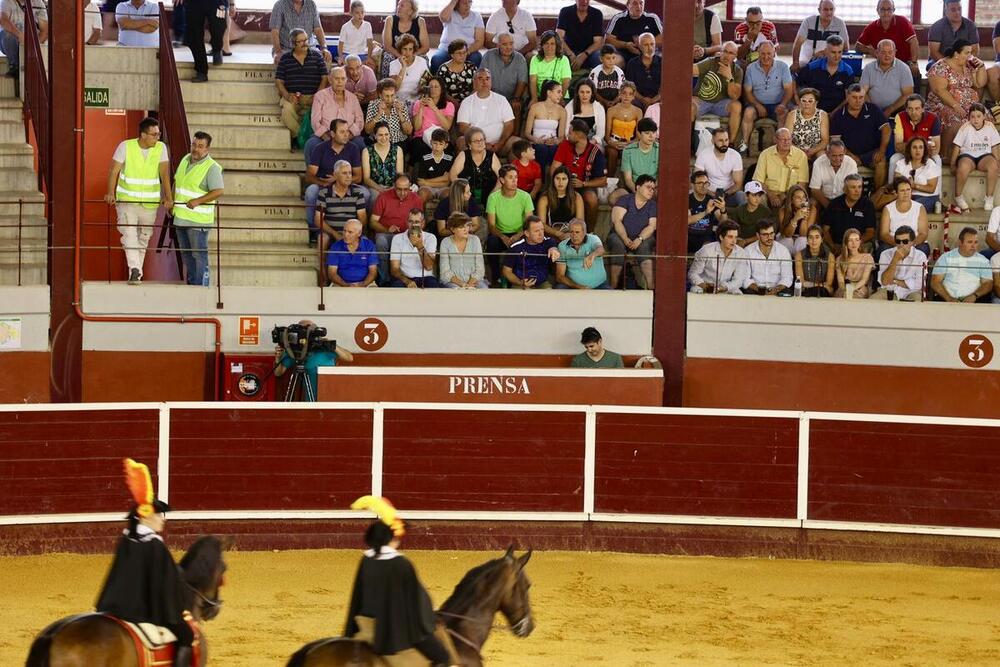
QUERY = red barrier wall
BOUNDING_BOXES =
[169,407,373,510]
[0,408,159,515]
[808,419,1000,529]
[382,408,586,512]
[594,413,799,518]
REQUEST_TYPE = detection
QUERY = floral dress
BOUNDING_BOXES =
[791,109,826,154]
[926,60,980,132]
[367,144,399,188]
[433,61,476,105]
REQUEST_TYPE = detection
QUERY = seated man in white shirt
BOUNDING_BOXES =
[389,209,439,288]
[871,224,927,301]
[809,139,859,210]
[694,127,745,207]
[456,68,516,153]
[742,219,793,295]
[688,221,749,294]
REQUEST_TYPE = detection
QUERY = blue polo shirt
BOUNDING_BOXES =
[326,236,377,283]
[796,58,854,113]
[831,103,889,158]
[504,236,559,284]
[308,141,361,178]
[557,234,608,288]
[744,59,793,106]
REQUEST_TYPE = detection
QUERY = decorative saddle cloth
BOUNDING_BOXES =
[104,614,202,667]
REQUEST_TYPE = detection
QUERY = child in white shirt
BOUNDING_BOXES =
[951,102,1000,211]
[338,1,374,64]
[589,45,625,108]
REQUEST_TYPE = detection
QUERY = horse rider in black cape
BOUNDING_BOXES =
[95,458,195,667]
[346,496,457,667]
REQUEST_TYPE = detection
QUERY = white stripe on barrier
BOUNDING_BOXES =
[802,410,1000,429]
[588,513,801,528]
[802,520,1000,540]
[583,409,596,515]
[796,414,810,522]
[158,405,171,503]
[0,513,126,525]
[371,406,384,498]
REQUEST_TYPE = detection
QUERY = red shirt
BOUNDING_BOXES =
[513,159,542,192]
[372,190,424,232]
[553,140,607,182]
[733,20,779,58]
[893,111,942,145]
[857,15,916,63]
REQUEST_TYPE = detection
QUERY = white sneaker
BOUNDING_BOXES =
[954,195,970,211]
[985,195,995,210]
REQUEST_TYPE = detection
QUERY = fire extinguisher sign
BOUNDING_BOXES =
[239,316,260,346]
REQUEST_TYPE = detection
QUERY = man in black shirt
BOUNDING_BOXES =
[688,169,725,254]
[556,0,605,70]
[821,173,875,254]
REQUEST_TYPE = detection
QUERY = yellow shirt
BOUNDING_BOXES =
[755,145,809,194]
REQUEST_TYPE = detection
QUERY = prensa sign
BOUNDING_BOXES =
[448,376,530,395]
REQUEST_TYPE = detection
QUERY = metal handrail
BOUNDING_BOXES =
[157,2,191,176]
[21,1,49,192]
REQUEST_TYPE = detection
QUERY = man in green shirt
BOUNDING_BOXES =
[610,117,658,205]
[728,180,771,246]
[486,164,535,280]
[691,41,744,148]
[570,326,624,368]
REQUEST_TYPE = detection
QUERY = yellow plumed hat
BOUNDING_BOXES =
[351,495,405,537]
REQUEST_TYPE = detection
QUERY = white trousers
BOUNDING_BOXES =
[116,202,159,274]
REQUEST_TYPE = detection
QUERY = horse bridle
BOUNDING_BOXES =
[435,609,530,654]
[186,582,223,611]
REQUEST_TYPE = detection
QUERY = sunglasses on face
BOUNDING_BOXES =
[895,239,910,245]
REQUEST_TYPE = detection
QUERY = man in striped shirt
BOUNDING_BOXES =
[269,0,331,63]
[276,28,330,138]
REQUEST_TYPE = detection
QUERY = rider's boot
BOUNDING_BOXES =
[172,645,194,667]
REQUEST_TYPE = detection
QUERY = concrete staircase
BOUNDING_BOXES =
[0,57,47,286]
[177,61,317,287]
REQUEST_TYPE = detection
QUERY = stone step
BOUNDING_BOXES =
[180,81,280,106]
[208,218,310,246]
[0,264,47,286]
[188,122,291,151]
[0,168,41,191]
[186,102,281,117]
[217,195,305,221]
[0,121,26,143]
[223,171,302,198]
[176,63,276,82]
[213,242,318,268]
[0,242,46,264]
[0,215,47,240]
[0,77,15,99]
[210,265,319,288]
[0,144,35,169]
[0,191,45,216]
[210,147,303,173]
[188,110,283,128]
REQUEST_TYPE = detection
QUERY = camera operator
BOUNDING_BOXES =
[274,319,354,401]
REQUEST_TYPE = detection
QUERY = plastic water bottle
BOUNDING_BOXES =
[201,267,210,287]
[845,282,855,300]
[793,278,802,297]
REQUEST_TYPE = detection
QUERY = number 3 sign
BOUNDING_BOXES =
[959,334,993,369]
[354,317,389,352]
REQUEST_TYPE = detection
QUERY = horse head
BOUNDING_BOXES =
[178,535,229,622]
[498,546,534,638]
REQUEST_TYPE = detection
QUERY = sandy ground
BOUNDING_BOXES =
[2,548,999,666]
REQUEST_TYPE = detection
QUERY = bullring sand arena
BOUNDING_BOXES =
[2,548,999,666]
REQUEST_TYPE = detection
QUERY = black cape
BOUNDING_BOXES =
[95,530,186,626]
[344,551,437,655]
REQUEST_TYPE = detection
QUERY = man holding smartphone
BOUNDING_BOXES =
[389,210,439,288]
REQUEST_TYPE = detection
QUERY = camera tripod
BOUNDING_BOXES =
[282,361,316,402]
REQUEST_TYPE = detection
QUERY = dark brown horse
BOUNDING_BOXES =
[287,547,534,667]
[24,535,227,667]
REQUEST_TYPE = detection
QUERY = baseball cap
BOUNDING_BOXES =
[744,181,764,194]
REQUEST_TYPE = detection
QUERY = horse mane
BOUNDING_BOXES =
[179,535,223,589]
[439,556,510,614]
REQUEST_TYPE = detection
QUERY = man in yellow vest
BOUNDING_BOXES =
[172,131,225,286]
[105,117,173,285]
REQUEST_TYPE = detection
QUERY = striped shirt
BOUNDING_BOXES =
[317,185,365,231]
[268,0,322,51]
[276,48,329,95]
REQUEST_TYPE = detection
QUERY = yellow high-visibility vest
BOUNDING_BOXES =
[116,139,165,209]
[172,154,221,226]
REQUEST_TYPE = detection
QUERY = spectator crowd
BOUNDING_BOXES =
[18,0,1000,301]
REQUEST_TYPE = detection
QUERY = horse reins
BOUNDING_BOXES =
[186,583,223,611]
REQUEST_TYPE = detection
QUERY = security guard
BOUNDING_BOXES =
[171,131,224,286]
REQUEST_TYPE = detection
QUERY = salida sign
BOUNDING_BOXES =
[448,375,530,395]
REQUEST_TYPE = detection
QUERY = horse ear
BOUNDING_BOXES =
[517,549,532,569]
[504,544,515,561]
